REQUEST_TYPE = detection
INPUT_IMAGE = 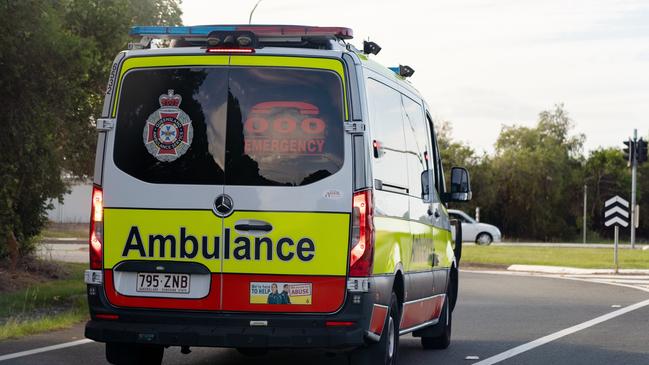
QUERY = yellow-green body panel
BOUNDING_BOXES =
[372,217,454,275]
[104,209,350,276]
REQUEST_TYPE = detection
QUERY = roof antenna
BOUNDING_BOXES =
[249,0,263,24]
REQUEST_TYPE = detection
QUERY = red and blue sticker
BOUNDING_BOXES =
[143,90,193,162]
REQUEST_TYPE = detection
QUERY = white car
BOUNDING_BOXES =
[448,209,501,245]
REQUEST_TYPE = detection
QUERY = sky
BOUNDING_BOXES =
[181,0,649,155]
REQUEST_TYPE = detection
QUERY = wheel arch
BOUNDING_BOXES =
[392,266,405,308]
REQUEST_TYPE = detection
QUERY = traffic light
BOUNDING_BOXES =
[638,138,648,164]
[623,139,635,166]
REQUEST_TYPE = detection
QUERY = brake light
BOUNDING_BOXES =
[350,190,374,276]
[206,47,254,54]
[89,186,103,270]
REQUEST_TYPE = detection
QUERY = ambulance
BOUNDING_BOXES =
[84,25,472,365]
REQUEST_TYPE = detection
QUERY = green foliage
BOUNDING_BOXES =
[488,105,585,240]
[0,0,182,260]
[441,104,646,242]
[582,148,630,238]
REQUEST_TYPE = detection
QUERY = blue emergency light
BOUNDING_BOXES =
[129,25,354,39]
[130,25,236,37]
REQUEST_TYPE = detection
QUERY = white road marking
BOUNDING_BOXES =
[461,269,649,294]
[462,270,649,365]
[472,299,649,365]
[0,339,94,362]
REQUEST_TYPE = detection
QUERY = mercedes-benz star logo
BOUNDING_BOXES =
[213,194,234,217]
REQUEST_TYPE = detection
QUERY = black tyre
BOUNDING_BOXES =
[350,292,400,365]
[448,267,459,313]
[475,232,493,246]
[421,295,452,350]
[106,342,164,365]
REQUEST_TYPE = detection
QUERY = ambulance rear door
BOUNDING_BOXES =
[219,56,353,313]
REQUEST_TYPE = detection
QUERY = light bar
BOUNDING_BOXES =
[130,25,353,40]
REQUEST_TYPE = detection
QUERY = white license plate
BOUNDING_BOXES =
[136,272,190,294]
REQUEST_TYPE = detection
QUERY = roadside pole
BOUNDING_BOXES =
[630,129,637,249]
[604,195,629,275]
[614,226,619,274]
[583,184,587,244]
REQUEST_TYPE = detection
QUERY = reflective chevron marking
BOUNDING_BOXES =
[604,206,629,218]
[605,196,629,208]
[604,195,629,228]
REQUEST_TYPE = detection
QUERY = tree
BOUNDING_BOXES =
[0,0,182,261]
[582,148,630,239]
[481,105,585,241]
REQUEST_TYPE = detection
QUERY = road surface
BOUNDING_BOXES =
[1,271,648,364]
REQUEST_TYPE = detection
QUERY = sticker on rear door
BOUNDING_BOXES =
[142,89,194,162]
[250,282,312,305]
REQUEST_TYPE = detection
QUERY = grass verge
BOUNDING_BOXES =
[0,262,87,341]
[462,245,649,269]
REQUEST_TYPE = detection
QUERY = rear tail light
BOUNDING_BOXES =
[89,186,103,270]
[349,190,374,276]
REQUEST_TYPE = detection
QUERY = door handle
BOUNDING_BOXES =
[235,223,272,232]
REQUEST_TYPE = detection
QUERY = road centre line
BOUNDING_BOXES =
[0,339,93,362]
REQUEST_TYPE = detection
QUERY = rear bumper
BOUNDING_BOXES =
[85,319,365,348]
[85,275,394,349]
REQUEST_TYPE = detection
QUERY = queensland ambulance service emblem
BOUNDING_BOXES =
[143,90,193,162]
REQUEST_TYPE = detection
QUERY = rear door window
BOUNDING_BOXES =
[225,68,344,186]
[113,66,344,186]
[114,68,228,185]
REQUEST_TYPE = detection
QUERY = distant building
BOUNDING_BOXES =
[47,181,92,223]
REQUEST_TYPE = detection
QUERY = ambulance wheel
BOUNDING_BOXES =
[421,295,452,350]
[106,342,163,365]
[448,267,459,313]
[350,292,400,365]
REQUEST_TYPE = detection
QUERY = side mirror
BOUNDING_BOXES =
[442,167,472,203]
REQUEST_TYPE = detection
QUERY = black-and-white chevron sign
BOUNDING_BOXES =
[604,196,629,228]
